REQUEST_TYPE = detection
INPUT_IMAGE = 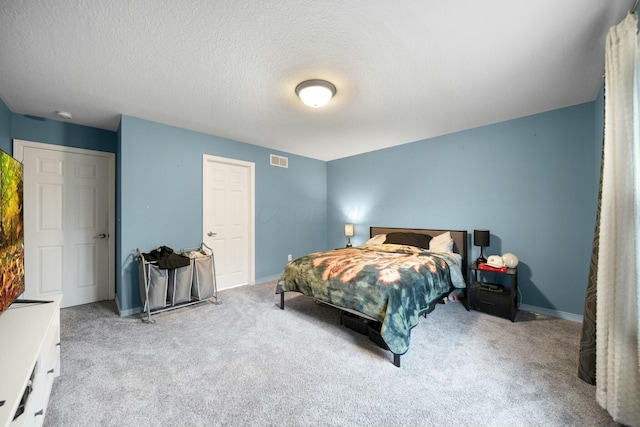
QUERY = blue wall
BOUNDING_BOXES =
[1,99,116,156]
[11,114,116,153]
[117,116,327,312]
[0,99,11,153]
[327,102,598,315]
[1,94,603,316]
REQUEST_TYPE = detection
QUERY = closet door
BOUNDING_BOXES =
[202,154,255,290]
[15,140,115,307]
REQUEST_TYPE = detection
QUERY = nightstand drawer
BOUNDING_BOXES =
[469,282,514,319]
[467,262,518,322]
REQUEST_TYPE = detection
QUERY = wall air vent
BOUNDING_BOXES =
[270,154,288,168]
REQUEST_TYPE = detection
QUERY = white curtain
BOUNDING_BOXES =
[597,12,640,427]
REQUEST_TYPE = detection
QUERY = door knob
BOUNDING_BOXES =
[207,231,217,237]
[93,233,108,239]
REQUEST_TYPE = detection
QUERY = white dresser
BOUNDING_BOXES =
[0,295,62,427]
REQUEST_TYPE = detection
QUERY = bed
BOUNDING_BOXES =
[275,227,468,367]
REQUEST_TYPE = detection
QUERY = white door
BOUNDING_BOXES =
[13,140,115,308]
[202,155,255,290]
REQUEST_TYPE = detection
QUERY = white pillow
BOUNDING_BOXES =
[365,234,387,245]
[429,231,454,253]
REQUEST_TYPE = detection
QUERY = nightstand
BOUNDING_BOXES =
[467,262,518,321]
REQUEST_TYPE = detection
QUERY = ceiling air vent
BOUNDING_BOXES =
[270,154,288,168]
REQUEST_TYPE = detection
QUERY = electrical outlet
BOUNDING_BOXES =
[287,254,292,262]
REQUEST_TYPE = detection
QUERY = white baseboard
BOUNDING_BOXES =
[519,304,583,323]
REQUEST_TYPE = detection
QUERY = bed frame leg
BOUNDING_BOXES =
[280,292,284,310]
[393,353,401,367]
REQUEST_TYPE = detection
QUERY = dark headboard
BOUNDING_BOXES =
[370,227,468,276]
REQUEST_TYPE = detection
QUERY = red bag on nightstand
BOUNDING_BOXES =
[477,262,507,273]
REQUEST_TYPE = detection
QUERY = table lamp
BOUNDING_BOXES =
[473,229,490,264]
[344,224,354,247]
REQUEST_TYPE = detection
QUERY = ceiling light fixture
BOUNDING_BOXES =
[56,111,72,120]
[295,79,336,108]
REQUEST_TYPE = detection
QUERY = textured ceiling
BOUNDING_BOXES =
[0,1,632,161]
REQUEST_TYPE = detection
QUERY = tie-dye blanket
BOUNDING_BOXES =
[275,243,466,355]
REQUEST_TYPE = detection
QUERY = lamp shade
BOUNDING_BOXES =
[473,229,490,247]
[296,80,336,108]
[344,224,354,237]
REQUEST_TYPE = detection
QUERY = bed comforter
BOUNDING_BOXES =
[275,243,466,355]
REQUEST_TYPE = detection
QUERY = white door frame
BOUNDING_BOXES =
[13,139,116,300]
[202,154,255,287]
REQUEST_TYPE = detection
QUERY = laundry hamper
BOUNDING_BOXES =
[136,243,219,323]
[168,263,193,305]
[191,250,217,301]
[137,256,168,313]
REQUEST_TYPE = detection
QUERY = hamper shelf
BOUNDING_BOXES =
[136,243,220,323]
